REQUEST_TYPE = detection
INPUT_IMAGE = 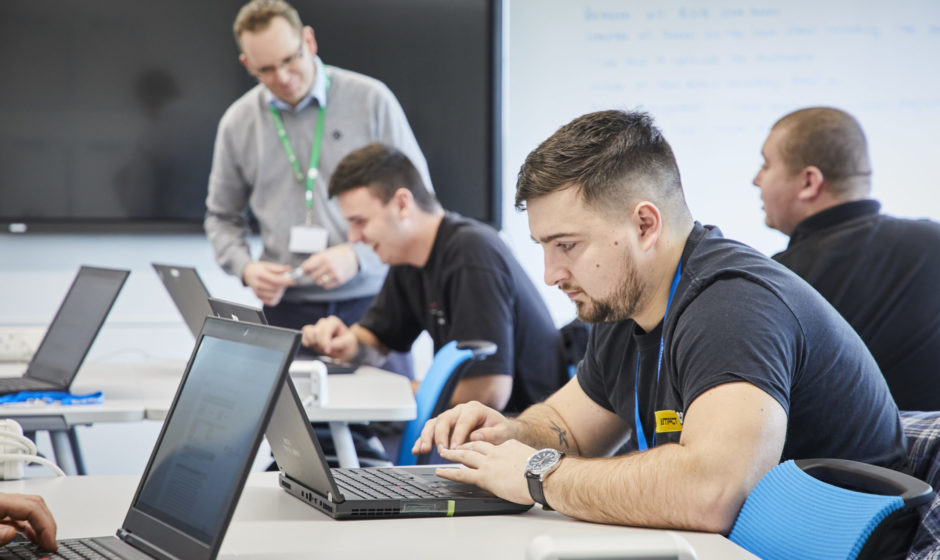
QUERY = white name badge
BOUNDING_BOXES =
[289,225,329,254]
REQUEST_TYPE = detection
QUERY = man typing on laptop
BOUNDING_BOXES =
[301,143,565,415]
[413,110,906,533]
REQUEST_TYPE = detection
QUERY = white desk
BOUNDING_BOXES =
[0,472,759,559]
[0,360,416,472]
[0,362,160,475]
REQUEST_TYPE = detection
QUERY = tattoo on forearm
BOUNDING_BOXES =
[550,420,570,450]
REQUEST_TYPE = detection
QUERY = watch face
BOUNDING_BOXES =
[528,449,561,476]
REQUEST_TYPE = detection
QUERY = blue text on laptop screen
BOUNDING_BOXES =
[134,335,283,544]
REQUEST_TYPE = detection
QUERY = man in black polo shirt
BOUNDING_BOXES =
[754,107,940,411]
[412,110,906,532]
[302,142,565,414]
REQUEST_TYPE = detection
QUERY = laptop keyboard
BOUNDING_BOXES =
[0,539,122,559]
[333,467,480,500]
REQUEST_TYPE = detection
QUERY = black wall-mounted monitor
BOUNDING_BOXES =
[0,0,502,233]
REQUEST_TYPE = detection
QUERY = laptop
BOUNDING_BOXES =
[267,375,533,519]
[207,297,267,324]
[207,297,357,375]
[152,263,214,338]
[0,266,129,396]
[5,317,301,559]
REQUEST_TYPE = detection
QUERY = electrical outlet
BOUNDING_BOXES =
[0,328,43,363]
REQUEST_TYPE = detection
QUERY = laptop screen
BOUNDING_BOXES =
[133,333,286,544]
[29,266,129,385]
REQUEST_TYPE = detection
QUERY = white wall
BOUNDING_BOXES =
[501,0,940,326]
[0,233,255,362]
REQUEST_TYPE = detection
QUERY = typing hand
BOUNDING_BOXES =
[412,401,514,456]
[301,316,357,362]
[435,440,537,505]
[0,493,58,552]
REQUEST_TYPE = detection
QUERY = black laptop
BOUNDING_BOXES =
[0,266,129,396]
[207,297,357,375]
[4,317,301,559]
[267,376,533,519]
[207,296,268,324]
[152,263,214,338]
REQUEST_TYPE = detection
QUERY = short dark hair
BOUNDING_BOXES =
[233,0,302,49]
[515,110,689,221]
[773,107,871,195]
[328,143,440,212]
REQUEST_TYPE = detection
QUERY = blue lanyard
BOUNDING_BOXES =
[634,262,683,452]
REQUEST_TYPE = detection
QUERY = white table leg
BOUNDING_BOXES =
[328,422,359,468]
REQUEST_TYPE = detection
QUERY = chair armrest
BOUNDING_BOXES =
[795,458,933,507]
[456,340,497,359]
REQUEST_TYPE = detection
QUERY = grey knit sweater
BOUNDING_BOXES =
[205,59,430,302]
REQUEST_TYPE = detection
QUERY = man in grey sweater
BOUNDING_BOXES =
[205,0,429,375]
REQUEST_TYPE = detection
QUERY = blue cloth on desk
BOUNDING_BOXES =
[0,391,104,405]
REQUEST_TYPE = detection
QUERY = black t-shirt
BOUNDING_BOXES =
[359,213,565,413]
[578,223,906,468]
[774,200,940,411]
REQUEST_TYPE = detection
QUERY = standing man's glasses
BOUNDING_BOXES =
[250,43,305,79]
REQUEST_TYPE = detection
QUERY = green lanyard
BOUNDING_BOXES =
[268,74,330,224]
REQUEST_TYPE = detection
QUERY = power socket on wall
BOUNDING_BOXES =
[0,328,44,363]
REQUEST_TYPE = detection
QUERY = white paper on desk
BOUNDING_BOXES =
[289,226,328,254]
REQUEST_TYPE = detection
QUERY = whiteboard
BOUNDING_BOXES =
[502,0,940,324]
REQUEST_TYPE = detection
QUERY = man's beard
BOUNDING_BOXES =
[571,259,643,323]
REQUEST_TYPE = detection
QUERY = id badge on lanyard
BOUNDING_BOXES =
[289,225,328,253]
[271,74,331,254]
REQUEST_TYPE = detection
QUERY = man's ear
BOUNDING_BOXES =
[392,188,414,218]
[634,201,663,251]
[303,26,318,56]
[238,52,249,71]
[796,166,825,202]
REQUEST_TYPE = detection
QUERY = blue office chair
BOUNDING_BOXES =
[729,458,933,560]
[396,340,496,466]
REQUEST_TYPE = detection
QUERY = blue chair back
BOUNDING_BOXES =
[396,340,495,465]
[729,458,932,560]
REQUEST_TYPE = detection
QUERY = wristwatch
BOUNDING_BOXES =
[525,448,565,510]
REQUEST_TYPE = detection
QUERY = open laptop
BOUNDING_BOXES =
[0,266,129,396]
[207,296,267,325]
[6,317,301,559]
[207,297,357,375]
[267,375,532,519]
[152,263,214,338]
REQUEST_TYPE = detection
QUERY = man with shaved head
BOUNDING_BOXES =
[754,107,940,410]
